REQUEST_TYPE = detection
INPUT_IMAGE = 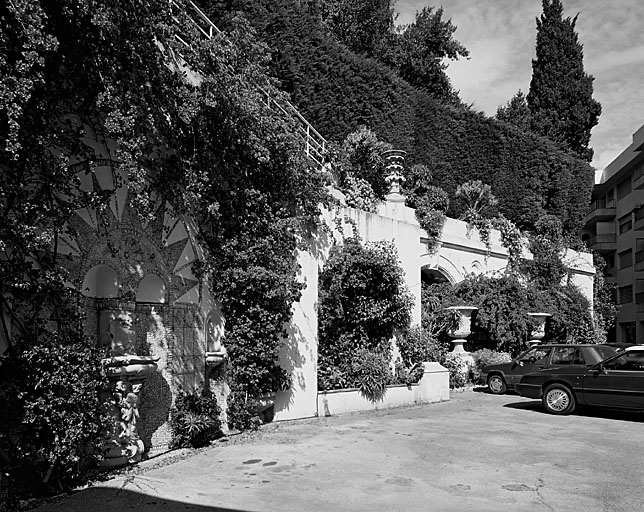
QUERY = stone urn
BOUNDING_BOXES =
[446,306,477,365]
[383,149,407,198]
[527,312,551,346]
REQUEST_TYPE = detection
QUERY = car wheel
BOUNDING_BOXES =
[487,375,507,394]
[542,384,576,415]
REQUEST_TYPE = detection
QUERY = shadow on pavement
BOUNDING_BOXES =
[574,406,644,423]
[32,487,252,512]
[503,400,644,422]
[503,400,542,411]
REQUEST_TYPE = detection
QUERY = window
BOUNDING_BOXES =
[619,249,633,269]
[551,347,584,365]
[604,350,644,371]
[636,279,644,304]
[633,162,644,182]
[622,322,637,343]
[635,205,644,222]
[619,214,633,234]
[618,285,633,304]
[617,177,632,200]
[606,188,615,208]
[518,347,551,364]
[636,242,644,268]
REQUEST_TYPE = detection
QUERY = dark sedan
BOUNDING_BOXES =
[515,345,644,415]
[482,344,620,394]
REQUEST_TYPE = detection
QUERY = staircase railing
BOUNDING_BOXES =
[171,0,327,166]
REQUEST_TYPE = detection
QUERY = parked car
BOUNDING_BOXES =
[515,345,644,415]
[482,344,621,394]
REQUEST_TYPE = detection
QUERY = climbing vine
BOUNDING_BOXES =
[0,0,331,490]
[455,180,523,268]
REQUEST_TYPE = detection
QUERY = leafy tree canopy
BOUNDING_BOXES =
[384,6,469,104]
[318,0,395,57]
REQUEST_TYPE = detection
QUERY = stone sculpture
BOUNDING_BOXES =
[99,310,158,467]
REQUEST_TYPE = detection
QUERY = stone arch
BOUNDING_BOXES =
[421,266,451,286]
[82,264,119,298]
[136,274,166,303]
[436,255,463,284]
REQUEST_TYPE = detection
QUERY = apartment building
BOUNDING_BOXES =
[583,124,644,343]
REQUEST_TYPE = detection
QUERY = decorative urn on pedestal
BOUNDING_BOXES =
[383,149,407,208]
[98,310,159,468]
[527,312,551,346]
[446,306,477,365]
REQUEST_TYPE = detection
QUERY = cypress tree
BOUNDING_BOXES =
[527,0,601,162]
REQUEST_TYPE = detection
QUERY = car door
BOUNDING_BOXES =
[582,350,644,409]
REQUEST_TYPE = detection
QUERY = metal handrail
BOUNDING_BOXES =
[171,0,327,165]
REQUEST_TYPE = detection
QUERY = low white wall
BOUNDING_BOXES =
[317,362,449,416]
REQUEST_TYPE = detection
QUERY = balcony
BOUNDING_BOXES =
[587,233,617,253]
[584,199,616,226]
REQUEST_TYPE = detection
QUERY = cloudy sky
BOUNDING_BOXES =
[395,0,644,170]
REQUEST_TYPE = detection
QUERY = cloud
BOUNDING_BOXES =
[589,45,644,74]
[593,143,630,171]
[447,38,528,114]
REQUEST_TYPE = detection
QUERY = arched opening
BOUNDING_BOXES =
[421,267,450,286]
[82,264,119,298]
[136,274,166,303]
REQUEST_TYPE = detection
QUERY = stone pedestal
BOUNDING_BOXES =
[447,306,477,366]
[98,356,158,467]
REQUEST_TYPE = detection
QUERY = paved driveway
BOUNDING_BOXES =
[35,391,644,512]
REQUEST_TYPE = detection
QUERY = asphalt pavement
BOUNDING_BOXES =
[32,390,644,512]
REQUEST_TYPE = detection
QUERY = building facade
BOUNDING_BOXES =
[583,124,644,344]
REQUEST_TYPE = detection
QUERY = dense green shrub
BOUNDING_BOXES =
[170,388,223,449]
[592,253,617,342]
[396,325,449,368]
[442,356,469,389]
[349,348,391,401]
[470,349,512,385]
[0,336,108,495]
[393,326,449,386]
[317,237,413,397]
[423,273,597,357]
[226,391,262,432]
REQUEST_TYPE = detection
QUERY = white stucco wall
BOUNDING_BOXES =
[274,193,596,421]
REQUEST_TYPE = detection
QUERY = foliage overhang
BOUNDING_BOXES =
[0,2,332,475]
